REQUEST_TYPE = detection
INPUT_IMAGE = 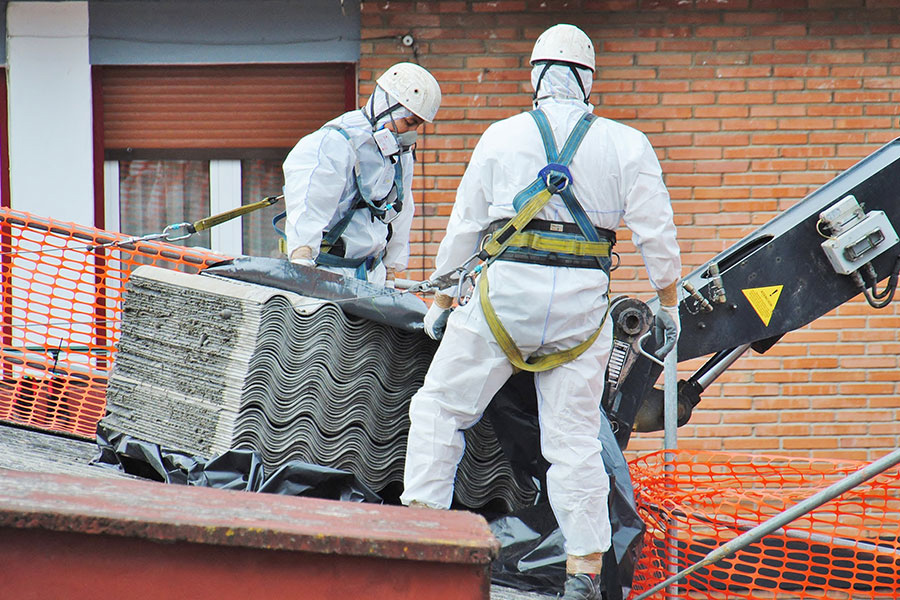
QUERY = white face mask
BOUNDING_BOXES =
[397,129,418,150]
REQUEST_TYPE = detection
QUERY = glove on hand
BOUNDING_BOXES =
[652,304,681,360]
[290,246,316,268]
[424,293,453,341]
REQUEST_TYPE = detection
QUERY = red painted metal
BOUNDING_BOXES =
[0,468,499,599]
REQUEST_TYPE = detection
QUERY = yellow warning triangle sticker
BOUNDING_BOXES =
[741,285,783,327]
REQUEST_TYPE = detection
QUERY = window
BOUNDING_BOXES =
[99,63,355,255]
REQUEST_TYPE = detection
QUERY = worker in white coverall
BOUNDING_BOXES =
[283,63,441,286]
[401,24,681,600]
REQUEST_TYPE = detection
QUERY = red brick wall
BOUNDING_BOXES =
[360,1,900,461]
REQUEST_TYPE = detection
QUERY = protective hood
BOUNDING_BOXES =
[531,63,594,108]
[363,86,414,130]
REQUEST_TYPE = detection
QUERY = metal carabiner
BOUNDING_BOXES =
[539,163,572,194]
[162,222,194,242]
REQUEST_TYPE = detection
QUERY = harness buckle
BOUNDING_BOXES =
[539,163,572,194]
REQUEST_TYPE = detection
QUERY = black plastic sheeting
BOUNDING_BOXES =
[91,425,382,503]
[106,257,645,597]
[201,256,428,333]
[486,372,645,599]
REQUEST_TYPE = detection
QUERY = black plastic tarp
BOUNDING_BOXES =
[486,372,645,599]
[91,425,381,503]
[201,256,428,333]
[107,258,645,597]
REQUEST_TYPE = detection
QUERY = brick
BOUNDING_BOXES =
[637,26,693,38]
[722,11,777,25]
[777,117,835,130]
[751,52,808,65]
[808,104,864,117]
[638,107,692,120]
[834,37,889,50]
[598,108,639,121]
[776,91,834,103]
[808,24,866,36]
[831,65,889,77]
[719,91,776,105]
[470,0,526,11]
[667,147,723,160]
[604,40,658,52]
[596,54,637,68]
[601,93,660,106]
[750,132,809,145]
[715,66,773,78]
[694,106,750,118]
[723,438,780,450]
[722,411,779,424]
[808,131,865,144]
[782,437,843,450]
[865,104,900,115]
[597,81,636,93]
[773,65,830,77]
[601,67,659,81]
[840,436,897,449]
[780,410,835,424]
[834,90,892,103]
[658,40,716,52]
[694,132,751,146]
[691,79,748,92]
[774,38,832,51]
[634,80,691,93]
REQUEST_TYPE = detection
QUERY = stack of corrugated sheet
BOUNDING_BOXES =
[103,265,535,511]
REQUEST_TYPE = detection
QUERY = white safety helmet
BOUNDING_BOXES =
[376,62,442,123]
[530,24,595,72]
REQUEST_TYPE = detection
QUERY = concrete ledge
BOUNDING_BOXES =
[0,467,499,599]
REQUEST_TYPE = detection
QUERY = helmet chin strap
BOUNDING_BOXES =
[364,87,403,130]
[532,61,590,106]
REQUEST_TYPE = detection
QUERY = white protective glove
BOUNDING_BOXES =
[290,246,316,268]
[423,292,453,341]
[652,303,681,360]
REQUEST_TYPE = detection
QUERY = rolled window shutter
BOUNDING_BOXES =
[101,64,355,151]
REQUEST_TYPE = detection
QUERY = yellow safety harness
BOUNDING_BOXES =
[477,109,614,373]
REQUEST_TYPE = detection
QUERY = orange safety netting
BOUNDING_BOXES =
[4,208,899,600]
[631,450,900,600]
[0,208,229,438]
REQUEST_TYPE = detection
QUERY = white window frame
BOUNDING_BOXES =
[103,158,243,255]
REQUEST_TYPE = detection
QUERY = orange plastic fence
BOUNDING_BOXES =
[631,450,900,599]
[4,208,899,600]
[0,208,229,438]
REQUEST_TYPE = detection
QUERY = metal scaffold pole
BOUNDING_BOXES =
[663,345,679,600]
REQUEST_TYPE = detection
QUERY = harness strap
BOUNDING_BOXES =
[480,110,598,260]
[275,124,399,270]
[529,110,601,245]
[487,218,616,242]
[503,230,612,257]
[477,108,611,371]
[478,269,611,373]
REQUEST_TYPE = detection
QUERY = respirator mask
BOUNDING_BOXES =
[367,89,417,159]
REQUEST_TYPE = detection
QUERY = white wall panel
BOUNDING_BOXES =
[7,1,94,224]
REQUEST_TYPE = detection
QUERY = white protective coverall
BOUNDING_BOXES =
[401,65,681,557]
[282,93,416,285]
